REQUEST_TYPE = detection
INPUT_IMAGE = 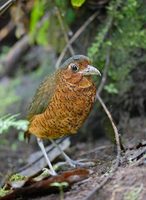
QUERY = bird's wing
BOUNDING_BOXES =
[27,74,57,120]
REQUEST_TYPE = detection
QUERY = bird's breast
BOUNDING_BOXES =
[29,81,96,139]
[46,82,96,135]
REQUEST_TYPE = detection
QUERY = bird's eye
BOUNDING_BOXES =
[70,64,79,72]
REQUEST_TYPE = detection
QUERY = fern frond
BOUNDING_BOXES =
[0,114,28,135]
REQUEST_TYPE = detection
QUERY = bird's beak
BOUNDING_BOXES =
[80,65,101,76]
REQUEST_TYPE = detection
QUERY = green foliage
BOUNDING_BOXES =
[65,8,76,24]
[71,0,86,7]
[36,20,50,45]
[10,173,26,182]
[88,0,146,95]
[29,0,77,50]
[0,85,19,116]
[30,1,44,29]
[55,0,76,24]
[0,174,27,197]
[51,182,68,200]
[104,83,118,94]
[0,114,28,139]
[30,0,49,46]
[88,18,112,62]
[0,188,10,197]
[29,0,76,50]
[55,0,66,8]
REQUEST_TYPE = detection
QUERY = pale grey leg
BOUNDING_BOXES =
[37,138,57,176]
[49,139,93,167]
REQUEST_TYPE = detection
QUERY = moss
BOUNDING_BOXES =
[9,173,26,182]
[88,0,146,96]
[0,188,10,197]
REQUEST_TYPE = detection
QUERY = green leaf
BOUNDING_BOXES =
[66,8,76,24]
[104,83,118,94]
[0,114,28,136]
[51,182,69,188]
[0,188,10,197]
[71,0,86,7]
[36,20,49,46]
[29,0,46,44]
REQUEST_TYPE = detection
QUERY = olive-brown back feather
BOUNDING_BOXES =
[27,73,57,120]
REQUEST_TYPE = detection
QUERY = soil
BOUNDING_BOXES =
[0,117,146,200]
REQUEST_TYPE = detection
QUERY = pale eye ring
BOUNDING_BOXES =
[70,64,79,72]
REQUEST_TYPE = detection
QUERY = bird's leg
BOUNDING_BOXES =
[49,139,76,167]
[37,138,57,176]
[49,139,94,168]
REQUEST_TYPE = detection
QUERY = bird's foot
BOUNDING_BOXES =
[67,159,95,168]
[48,169,57,176]
[34,168,57,181]
[44,167,57,176]
[37,138,57,176]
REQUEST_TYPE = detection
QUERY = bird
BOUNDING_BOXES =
[25,55,101,176]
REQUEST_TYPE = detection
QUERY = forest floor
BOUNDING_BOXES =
[0,117,146,200]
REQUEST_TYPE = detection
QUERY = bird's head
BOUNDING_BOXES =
[60,55,101,86]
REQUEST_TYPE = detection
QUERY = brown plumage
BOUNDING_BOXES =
[25,55,101,175]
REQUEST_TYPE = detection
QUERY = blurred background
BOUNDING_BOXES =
[0,0,146,181]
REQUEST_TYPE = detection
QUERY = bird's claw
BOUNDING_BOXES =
[44,168,57,176]
[44,167,57,176]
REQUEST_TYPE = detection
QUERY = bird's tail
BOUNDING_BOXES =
[24,130,31,143]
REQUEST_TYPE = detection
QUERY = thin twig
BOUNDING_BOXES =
[85,94,121,200]
[55,7,74,56]
[55,11,99,68]
[97,47,110,95]
[97,94,121,153]
[0,0,16,15]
